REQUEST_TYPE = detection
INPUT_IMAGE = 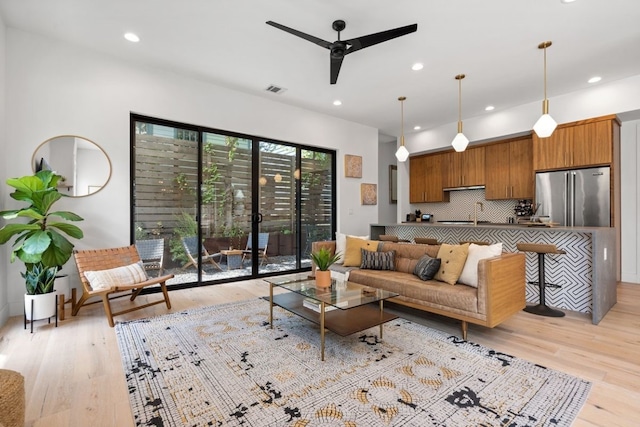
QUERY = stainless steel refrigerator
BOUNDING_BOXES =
[535,167,610,227]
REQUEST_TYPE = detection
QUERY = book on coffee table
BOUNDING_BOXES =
[302,298,347,313]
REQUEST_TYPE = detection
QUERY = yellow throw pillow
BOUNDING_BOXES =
[343,236,379,267]
[434,243,469,285]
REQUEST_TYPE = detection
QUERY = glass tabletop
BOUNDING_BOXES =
[265,273,399,309]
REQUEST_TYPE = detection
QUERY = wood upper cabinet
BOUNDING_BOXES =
[442,146,485,188]
[533,117,615,171]
[485,137,533,200]
[409,153,447,203]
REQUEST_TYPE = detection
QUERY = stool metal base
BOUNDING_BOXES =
[524,304,565,317]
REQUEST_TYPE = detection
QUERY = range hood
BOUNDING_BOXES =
[443,185,485,192]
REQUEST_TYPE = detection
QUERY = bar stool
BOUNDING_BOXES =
[379,235,410,242]
[460,240,490,246]
[516,242,566,317]
[414,237,439,245]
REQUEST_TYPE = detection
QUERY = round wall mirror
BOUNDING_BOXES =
[32,135,112,197]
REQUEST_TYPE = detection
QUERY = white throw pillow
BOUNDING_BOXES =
[458,243,503,288]
[84,261,148,291]
[335,232,369,263]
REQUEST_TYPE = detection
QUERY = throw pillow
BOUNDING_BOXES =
[413,254,442,281]
[343,236,379,267]
[458,243,503,288]
[434,243,470,285]
[84,261,148,291]
[335,232,369,263]
[360,249,395,270]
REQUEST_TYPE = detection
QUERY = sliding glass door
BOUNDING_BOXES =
[131,115,335,287]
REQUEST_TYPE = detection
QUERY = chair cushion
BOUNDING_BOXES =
[343,236,379,267]
[434,243,469,285]
[458,243,503,288]
[413,254,441,281]
[84,262,148,291]
[360,249,395,270]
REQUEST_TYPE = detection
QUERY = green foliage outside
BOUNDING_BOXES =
[169,211,198,265]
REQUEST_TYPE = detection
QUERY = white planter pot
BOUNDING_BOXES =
[24,292,57,321]
[55,274,70,297]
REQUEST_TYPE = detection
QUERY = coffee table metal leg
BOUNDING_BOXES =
[269,283,274,329]
[379,300,384,339]
[320,301,325,361]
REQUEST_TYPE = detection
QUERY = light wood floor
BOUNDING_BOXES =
[0,280,638,427]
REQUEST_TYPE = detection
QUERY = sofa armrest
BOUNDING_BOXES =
[310,241,336,277]
[476,252,526,327]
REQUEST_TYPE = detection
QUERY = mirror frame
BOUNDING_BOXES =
[31,135,112,197]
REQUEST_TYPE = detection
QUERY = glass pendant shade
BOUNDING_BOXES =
[395,143,409,162]
[451,130,469,152]
[396,96,409,162]
[533,113,557,138]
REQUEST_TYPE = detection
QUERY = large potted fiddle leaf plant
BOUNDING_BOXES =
[0,170,84,321]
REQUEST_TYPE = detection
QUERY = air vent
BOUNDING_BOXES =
[265,84,287,94]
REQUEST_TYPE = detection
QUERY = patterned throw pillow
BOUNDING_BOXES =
[84,261,148,291]
[413,254,442,281]
[360,249,395,270]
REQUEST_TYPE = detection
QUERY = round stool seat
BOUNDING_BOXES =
[0,369,25,427]
[414,237,439,245]
[517,242,566,317]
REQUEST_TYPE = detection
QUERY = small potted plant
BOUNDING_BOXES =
[0,170,84,323]
[310,247,341,288]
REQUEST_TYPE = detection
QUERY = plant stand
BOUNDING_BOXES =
[24,296,58,333]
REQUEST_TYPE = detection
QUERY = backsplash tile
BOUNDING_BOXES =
[411,189,517,224]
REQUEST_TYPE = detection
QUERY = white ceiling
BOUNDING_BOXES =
[1,0,640,139]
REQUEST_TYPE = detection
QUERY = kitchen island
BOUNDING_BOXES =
[370,222,616,324]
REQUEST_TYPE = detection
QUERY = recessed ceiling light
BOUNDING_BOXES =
[124,32,140,42]
[588,76,602,84]
[411,63,424,71]
[413,126,421,130]
[561,0,577,3]
[333,100,342,106]
[485,105,495,111]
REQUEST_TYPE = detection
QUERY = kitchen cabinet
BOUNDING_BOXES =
[442,146,485,188]
[485,136,533,200]
[409,153,448,203]
[533,116,617,171]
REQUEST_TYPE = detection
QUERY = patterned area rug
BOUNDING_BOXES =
[115,299,591,426]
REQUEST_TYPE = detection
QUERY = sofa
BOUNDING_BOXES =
[311,240,526,340]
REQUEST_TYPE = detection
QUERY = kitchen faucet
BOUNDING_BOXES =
[473,201,484,226]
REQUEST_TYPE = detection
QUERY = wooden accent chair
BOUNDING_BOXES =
[135,238,165,277]
[73,245,174,327]
[181,236,222,270]
[242,232,270,266]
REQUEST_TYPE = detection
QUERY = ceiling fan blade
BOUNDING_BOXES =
[266,21,332,49]
[345,23,417,54]
[330,55,344,84]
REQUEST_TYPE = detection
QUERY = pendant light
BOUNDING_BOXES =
[451,74,469,152]
[533,41,557,138]
[395,96,409,162]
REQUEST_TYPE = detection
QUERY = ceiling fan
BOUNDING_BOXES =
[266,19,418,84]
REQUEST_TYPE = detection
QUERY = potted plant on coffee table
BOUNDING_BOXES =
[0,170,84,324]
[310,247,341,288]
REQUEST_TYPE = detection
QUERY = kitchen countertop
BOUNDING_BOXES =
[386,222,612,232]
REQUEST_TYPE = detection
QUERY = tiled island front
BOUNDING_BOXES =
[370,223,616,324]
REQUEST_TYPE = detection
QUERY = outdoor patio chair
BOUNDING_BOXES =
[181,236,223,271]
[72,245,173,327]
[135,238,165,277]
[242,232,270,266]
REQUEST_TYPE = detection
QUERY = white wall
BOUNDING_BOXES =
[0,13,8,326]
[377,141,397,224]
[620,119,640,283]
[1,28,378,318]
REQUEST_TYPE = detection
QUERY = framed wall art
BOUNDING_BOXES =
[361,183,377,205]
[344,154,362,178]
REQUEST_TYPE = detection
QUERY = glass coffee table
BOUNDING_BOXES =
[265,273,399,361]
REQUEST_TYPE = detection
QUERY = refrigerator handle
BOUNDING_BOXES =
[564,172,570,226]
[570,172,576,226]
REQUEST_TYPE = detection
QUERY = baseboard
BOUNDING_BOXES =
[620,272,640,284]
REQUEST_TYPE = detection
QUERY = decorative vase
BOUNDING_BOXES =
[315,270,332,288]
[24,292,57,321]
